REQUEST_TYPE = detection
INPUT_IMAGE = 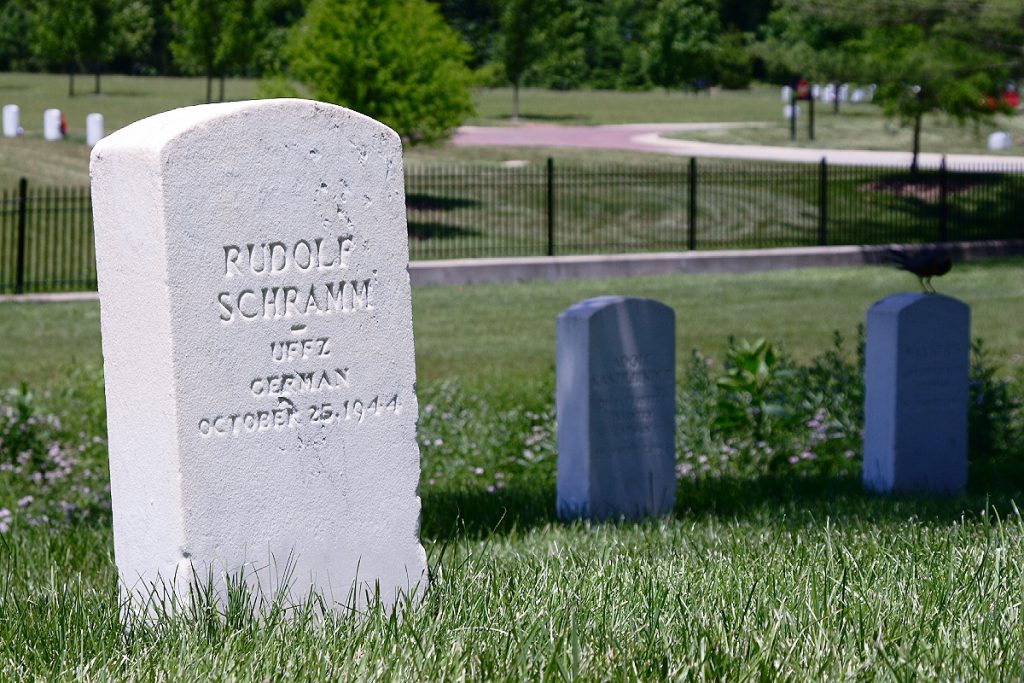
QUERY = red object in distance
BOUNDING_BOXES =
[796,79,811,101]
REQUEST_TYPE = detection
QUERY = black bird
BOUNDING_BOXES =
[887,246,953,293]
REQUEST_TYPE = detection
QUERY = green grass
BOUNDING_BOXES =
[469,85,785,125]
[3,485,1024,679]
[0,73,258,186]
[2,260,1023,391]
[2,265,1024,678]
[669,107,1024,156]
[5,73,1023,189]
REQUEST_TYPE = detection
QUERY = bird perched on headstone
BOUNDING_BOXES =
[887,246,952,293]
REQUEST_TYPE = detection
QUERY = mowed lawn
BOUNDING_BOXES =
[0,262,1019,679]
[1,264,1024,678]
[4,72,1022,189]
[3,260,1024,390]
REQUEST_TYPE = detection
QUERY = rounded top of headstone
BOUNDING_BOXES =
[90,99,399,165]
[869,292,968,315]
[559,295,674,321]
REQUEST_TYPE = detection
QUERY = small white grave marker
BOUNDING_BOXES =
[988,131,1013,151]
[86,113,104,146]
[863,293,969,494]
[556,296,677,520]
[2,104,18,137]
[784,104,801,119]
[780,85,793,102]
[43,108,62,140]
[91,99,427,614]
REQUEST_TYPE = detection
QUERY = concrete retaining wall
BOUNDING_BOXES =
[409,240,1024,287]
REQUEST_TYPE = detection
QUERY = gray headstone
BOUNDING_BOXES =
[864,293,970,494]
[556,296,676,520]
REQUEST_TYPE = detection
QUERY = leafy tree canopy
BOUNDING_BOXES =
[647,0,721,91]
[287,0,475,144]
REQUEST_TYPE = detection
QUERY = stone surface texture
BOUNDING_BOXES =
[556,296,677,520]
[864,293,970,494]
[91,99,426,613]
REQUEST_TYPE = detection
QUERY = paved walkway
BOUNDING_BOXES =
[452,122,1024,169]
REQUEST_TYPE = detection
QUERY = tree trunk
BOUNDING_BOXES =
[512,78,520,121]
[911,111,922,174]
[94,65,101,95]
[219,74,225,103]
[206,71,213,104]
[833,81,839,115]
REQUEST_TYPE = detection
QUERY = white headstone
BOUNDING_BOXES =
[811,84,822,99]
[863,293,969,494]
[988,131,1013,151]
[784,104,801,119]
[838,84,850,102]
[781,85,793,102]
[90,99,426,614]
[866,84,877,102]
[43,108,61,141]
[851,87,865,104]
[823,84,836,103]
[556,296,677,520]
[86,113,104,146]
[2,104,18,138]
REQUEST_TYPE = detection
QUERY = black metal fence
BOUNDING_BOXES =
[3,157,1024,293]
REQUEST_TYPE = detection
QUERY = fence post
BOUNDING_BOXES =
[818,158,828,246]
[15,177,27,295]
[938,155,949,242]
[688,157,697,250]
[789,90,797,142]
[808,95,815,141]
[546,157,554,256]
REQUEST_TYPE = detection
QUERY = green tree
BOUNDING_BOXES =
[647,0,720,92]
[30,0,96,96]
[0,0,32,71]
[499,0,548,119]
[529,3,587,90]
[169,0,253,102]
[756,1,864,113]
[862,24,1010,172]
[714,29,752,90]
[252,0,310,75]
[436,0,501,69]
[86,0,154,94]
[287,0,475,144]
